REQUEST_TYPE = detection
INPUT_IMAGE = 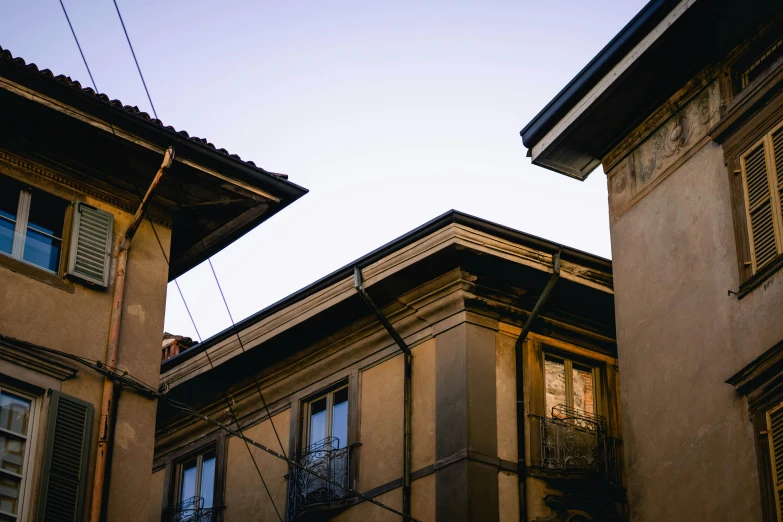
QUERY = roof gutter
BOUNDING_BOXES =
[160,210,612,372]
[90,147,174,522]
[520,0,679,149]
[520,0,695,179]
[515,250,561,522]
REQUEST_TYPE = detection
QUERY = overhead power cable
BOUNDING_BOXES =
[58,0,99,92]
[10,334,421,521]
[106,0,295,477]
[108,1,290,517]
[58,3,283,520]
[111,0,158,120]
[167,398,423,522]
[65,3,422,520]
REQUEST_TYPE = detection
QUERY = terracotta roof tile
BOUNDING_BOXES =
[0,45,288,180]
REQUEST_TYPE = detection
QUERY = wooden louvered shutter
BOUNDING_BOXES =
[741,141,781,271]
[768,403,783,522]
[772,127,783,245]
[37,391,93,522]
[66,202,113,287]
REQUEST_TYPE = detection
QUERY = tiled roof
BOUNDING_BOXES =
[0,45,287,179]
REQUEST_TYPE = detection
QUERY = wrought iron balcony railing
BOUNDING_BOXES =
[286,436,353,521]
[167,496,221,522]
[530,405,622,485]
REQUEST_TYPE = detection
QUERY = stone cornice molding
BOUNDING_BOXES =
[0,337,79,381]
[0,149,173,227]
[162,224,614,388]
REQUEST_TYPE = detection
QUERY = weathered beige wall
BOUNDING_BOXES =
[332,488,402,522]
[412,339,435,471]
[224,410,290,522]
[412,474,435,522]
[609,141,780,520]
[148,469,165,522]
[498,471,519,522]
[359,355,403,491]
[0,194,171,522]
[495,331,517,462]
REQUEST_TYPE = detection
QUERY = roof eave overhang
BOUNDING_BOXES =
[521,0,783,180]
[521,0,695,180]
[161,209,614,374]
[0,54,309,280]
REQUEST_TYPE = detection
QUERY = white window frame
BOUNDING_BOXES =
[0,385,41,522]
[0,186,65,274]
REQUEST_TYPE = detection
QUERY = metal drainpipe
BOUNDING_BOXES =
[515,249,560,522]
[89,148,174,522]
[354,267,413,521]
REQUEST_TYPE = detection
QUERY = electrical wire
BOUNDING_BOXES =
[62,3,420,520]
[166,398,422,522]
[111,0,158,120]
[57,4,283,520]
[58,0,99,92]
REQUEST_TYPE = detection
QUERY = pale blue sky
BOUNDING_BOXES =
[3,0,646,341]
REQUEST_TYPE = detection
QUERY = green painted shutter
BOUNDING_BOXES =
[66,202,113,287]
[37,391,93,522]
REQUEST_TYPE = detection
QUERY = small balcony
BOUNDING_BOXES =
[167,496,221,522]
[530,405,622,485]
[286,436,354,521]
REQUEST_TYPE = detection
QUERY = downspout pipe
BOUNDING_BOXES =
[515,249,560,522]
[354,267,413,521]
[90,147,175,522]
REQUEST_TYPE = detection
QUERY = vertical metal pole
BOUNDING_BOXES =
[90,148,174,522]
[354,267,413,521]
[403,351,412,519]
[514,250,560,522]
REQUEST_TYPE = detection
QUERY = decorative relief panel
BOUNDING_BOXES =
[607,82,721,218]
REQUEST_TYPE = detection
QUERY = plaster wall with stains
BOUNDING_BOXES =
[0,174,172,521]
[603,65,783,519]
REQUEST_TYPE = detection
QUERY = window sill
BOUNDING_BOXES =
[0,254,74,293]
[738,254,783,299]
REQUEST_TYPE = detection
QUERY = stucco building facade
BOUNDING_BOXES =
[522,0,783,520]
[151,211,624,522]
[0,46,306,521]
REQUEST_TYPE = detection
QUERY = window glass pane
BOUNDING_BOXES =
[200,450,216,509]
[331,388,348,449]
[0,393,30,436]
[22,229,61,272]
[544,356,566,417]
[0,434,26,475]
[23,191,65,272]
[0,475,20,515]
[0,188,17,256]
[179,458,197,503]
[309,397,327,445]
[572,364,595,415]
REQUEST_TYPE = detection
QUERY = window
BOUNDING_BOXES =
[544,353,598,417]
[732,30,783,94]
[739,122,783,273]
[0,179,67,273]
[176,447,216,511]
[304,385,348,450]
[767,402,783,522]
[0,388,37,521]
[287,384,352,519]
